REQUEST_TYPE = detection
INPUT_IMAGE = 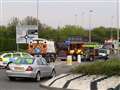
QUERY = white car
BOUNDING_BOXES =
[98,49,109,60]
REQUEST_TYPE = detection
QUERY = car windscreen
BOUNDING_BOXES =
[14,58,34,64]
[3,54,11,58]
[13,53,20,57]
[99,49,107,53]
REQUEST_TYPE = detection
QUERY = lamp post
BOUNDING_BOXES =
[89,10,93,42]
[81,12,85,27]
[116,0,119,55]
[75,14,78,26]
[36,0,39,26]
[110,16,114,39]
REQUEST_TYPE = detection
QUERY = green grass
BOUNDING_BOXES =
[71,58,120,76]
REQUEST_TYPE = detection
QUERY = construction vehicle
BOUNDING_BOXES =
[68,42,85,61]
[67,42,103,61]
[27,38,56,62]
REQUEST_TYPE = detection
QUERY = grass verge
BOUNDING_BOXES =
[71,59,120,76]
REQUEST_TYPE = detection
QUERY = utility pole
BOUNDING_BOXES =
[37,0,39,26]
[116,0,119,55]
[110,16,114,39]
[81,12,85,27]
[75,14,78,26]
[89,10,93,43]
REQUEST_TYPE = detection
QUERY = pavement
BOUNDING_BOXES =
[41,74,120,90]
[0,60,79,90]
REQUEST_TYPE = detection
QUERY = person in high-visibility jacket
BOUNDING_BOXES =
[76,49,82,54]
[76,49,84,55]
[69,50,75,55]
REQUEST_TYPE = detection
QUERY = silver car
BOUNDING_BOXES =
[6,57,56,81]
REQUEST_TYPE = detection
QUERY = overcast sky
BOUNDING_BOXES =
[0,0,120,28]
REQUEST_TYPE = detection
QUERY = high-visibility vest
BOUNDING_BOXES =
[76,49,81,54]
[69,50,74,54]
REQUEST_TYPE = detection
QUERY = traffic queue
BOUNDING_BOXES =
[0,48,56,81]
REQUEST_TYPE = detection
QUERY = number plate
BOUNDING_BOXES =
[14,67,24,71]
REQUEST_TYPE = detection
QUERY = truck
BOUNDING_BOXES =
[103,39,118,54]
[27,38,56,62]
[63,42,106,61]
[82,46,109,61]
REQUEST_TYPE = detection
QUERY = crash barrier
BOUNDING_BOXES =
[77,55,81,63]
[67,55,72,65]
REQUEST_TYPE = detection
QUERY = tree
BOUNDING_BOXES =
[21,16,39,25]
[8,17,20,26]
[21,16,46,31]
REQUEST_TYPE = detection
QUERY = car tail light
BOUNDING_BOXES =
[26,66,33,71]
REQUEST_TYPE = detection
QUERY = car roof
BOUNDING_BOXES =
[17,57,34,59]
[0,52,32,57]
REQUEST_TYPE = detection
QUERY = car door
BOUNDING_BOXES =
[41,58,52,77]
[12,53,21,62]
[35,58,45,77]
[3,53,12,64]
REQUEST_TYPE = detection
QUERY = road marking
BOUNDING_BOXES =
[63,74,86,89]
[49,73,70,86]
[90,76,112,90]
[97,76,120,90]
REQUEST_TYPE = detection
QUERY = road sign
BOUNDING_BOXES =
[65,40,71,46]
[16,25,38,44]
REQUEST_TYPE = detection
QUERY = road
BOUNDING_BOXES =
[0,61,78,90]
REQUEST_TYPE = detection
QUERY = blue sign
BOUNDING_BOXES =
[34,48,41,54]
[65,40,71,46]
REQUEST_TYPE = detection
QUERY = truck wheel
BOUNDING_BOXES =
[89,57,93,61]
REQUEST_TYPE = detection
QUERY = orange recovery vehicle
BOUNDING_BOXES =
[27,38,56,62]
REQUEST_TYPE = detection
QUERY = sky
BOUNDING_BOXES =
[0,0,120,29]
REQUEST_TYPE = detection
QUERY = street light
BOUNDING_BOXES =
[81,12,85,27]
[75,14,78,26]
[89,10,93,42]
[36,0,39,26]
[110,16,114,39]
[116,0,119,55]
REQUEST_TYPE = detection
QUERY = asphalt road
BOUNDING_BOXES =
[0,61,78,90]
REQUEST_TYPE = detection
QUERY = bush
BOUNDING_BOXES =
[71,59,120,76]
[0,38,27,52]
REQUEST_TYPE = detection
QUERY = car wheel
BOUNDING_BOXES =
[9,77,16,81]
[50,70,56,78]
[35,72,41,82]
